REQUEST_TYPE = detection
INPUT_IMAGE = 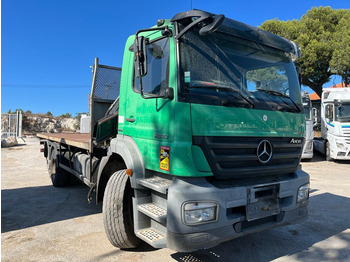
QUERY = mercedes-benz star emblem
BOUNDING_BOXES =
[257,140,273,164]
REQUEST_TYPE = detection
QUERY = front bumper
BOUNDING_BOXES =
[332,151,350,160]
[330,144,350,160]
[166,170,309,252]
[301,151,313,159]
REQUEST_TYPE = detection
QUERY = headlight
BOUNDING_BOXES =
[183,202,218,225]
[297,183,310,203]
[305,141,313,151]
[336,140,346,150]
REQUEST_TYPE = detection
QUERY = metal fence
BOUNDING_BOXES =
[1,111,22,139]
[93,64,121,100]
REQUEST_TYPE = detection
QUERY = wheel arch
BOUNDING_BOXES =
[96,135,145,203]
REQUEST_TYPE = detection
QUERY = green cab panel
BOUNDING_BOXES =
[191,103,305,137]
[118,29,211,177]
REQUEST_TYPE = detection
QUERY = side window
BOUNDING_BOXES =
[325,104,334,122]
[134,37,170,96]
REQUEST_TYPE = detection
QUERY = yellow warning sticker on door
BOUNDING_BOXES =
[160,146,170,171]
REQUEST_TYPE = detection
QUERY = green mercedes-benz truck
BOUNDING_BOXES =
[38,10,310,252]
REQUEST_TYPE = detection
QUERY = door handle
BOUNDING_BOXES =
[126,117,135,123]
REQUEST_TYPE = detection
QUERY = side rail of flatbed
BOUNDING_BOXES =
[37,133,91,150]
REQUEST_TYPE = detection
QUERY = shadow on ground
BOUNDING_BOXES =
[308,150,350,165]
[1,184,102,233]
[2,184,349,261]
[301,151,324,163]
[171,192,350,262]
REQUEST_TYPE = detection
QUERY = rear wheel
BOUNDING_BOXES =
[103,170,141,249]
[49,150,70,187]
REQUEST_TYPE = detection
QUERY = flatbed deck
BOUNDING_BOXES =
[37,133,90,150]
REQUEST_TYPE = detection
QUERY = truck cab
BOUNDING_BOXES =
[39,10,310,252]
[314,87,350,160]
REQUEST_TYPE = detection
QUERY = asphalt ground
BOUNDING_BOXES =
[1,138,350,262]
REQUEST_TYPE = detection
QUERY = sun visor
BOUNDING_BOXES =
[217,18,300,57]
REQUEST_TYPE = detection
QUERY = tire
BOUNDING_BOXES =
[325,141,332,161]
[49,152,70,187]
[103,170,141,249]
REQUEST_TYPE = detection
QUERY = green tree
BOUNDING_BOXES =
[46,111,53,117]
[59,112,72,118]
[330,11,350,84]
[24,110,32,115]
[15,109,24,114]
[260,7,350,97]
[246,66,289,94]
[7,109,24,114]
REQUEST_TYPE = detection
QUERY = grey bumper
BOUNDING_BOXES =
[166,170,309,252]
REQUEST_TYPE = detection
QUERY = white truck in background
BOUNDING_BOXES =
[301,92,313,159]
[313,87,350,160]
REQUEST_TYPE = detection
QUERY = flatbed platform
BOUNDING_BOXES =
[37,133,91,150]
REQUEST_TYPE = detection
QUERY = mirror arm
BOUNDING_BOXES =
[141,93,164,100]
[175,15,211,40]
[135,26,170,39]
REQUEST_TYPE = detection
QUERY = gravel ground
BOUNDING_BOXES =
[1,137,350,262]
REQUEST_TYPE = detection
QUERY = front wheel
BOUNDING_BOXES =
[103,170,141,249]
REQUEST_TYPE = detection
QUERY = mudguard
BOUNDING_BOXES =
[96,135,145,200]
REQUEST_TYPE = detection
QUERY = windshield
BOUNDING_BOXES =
[179,28,302,112]
[335,103,350,122]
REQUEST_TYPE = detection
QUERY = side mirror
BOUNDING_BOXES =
[164,88,174,100]
[334,100,342,107]
[199,14,225,35]
[134,36,147,77]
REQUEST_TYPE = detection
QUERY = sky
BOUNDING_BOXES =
[2,0,350,116]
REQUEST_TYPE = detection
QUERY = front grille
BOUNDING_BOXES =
[343,130,350,137]
[343,129,350,144]
[193,136,303,179]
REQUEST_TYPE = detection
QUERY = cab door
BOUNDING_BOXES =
[123,33,176,172]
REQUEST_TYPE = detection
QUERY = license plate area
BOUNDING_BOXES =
[246,184,280,221]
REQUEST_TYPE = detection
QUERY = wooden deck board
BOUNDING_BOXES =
[37,133,91,150]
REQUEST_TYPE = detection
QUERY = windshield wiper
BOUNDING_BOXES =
[188,82,255,108]
[215,86,255,108]
[256,88,301,112]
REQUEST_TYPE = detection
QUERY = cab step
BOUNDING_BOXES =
[138,203,167,224]
[138,176,172,194]
[136,228,166,248]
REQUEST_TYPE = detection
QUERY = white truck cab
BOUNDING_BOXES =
[301,92,314,159]
[314,87,350,160]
